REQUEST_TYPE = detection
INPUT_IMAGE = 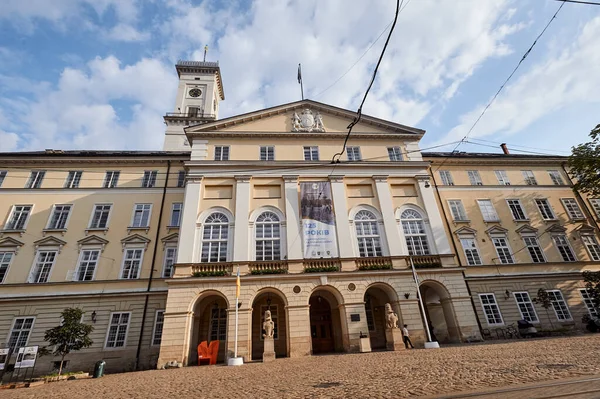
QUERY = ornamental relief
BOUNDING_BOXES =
[291,109,325,132]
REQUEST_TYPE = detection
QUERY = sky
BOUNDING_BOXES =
[0,0,599,155]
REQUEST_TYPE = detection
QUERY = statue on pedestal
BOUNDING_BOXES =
[263,309,274,338]
[385,303,399,329]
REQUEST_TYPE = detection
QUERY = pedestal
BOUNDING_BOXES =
[359,337,372,353]
[424,341,440,349]
[263,336,276,362]
[227,357,243,366]
[385,328,406,351]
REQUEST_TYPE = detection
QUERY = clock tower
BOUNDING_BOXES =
[163,60,225,151]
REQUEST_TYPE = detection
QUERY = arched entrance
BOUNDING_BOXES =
[251,289,288,360]
[419,281,460,343]
[364,284,401,350]
[189,292,228,365]
[309,288,344,354]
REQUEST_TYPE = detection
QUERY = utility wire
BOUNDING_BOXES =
[554,0,600,5]
[467,137,571,155]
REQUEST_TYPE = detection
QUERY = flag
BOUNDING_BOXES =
[297,63,302,84]
[235,267,240,298]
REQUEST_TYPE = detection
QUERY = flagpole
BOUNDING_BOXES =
[298,63,304,100]
[410,256,439,348]
[228,266,243,365]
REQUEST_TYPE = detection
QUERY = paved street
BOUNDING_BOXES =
[3,335,600,399]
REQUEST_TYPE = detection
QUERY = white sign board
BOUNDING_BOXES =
[0,348,9,370]
[300,182,339,258]
[15,346,38,369]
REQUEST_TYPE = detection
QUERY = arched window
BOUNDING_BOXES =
[201,212,229,262]
[354,210,383,257]
[255,211,281,261]
[400,209,430,255]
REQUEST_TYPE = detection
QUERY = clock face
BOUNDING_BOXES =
[189,88,202,98]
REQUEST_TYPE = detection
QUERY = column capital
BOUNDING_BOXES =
[282,175,299,183]
[415,175,431,183]
[234,175,252,183]
[372,175,389,182]
[329,175,345,183]
[186,174,204,184]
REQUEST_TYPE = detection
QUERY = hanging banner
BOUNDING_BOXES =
[15,346,38,369]
[300,182,338,258]
[0,348,9,370]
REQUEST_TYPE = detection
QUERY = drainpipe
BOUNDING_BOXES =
[135,159,171,370]
[562,162,600,232]
[428,162,484,336]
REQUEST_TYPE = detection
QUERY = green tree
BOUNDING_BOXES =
[534,288,554,330]
[568,124,600,196]
[43,308,93,375]
[583,271,600,316]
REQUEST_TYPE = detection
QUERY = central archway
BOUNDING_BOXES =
[309,288,344,354]
[364,284,401,350]
[419,280,461,343]
[189,292,228,365]
[251,289,289,360]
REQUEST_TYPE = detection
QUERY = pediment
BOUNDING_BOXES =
[121,234,151,250]
[516,224,538,235]
[546,224,567,234]
[0,237,24,253]
[485,225,508,236]
[33,236,67,247]
[161,233,179,243]
[77,235,109,252]
[576,224,597,235]
[454,226,478,236]
[185,100,424,137]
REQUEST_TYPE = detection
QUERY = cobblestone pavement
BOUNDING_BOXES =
[3,335,600,399]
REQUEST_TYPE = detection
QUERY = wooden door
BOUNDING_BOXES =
[310,296,334,353]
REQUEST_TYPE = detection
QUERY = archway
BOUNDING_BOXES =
[419,281,460,343]
[309,288,344,354]
[251,289,288,360]
[189,292,228,365]
[364,284,401,350]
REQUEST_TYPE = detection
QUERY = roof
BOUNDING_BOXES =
[0,150,190,158]
[422,151,567,160]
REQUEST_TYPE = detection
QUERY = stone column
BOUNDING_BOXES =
[398,299,426,347]
[226,307,252,362]
[177,175,202,264]
[373,175,404,256]
[233,175,251,261]
[329,175,353,258]
[286,305,312,357]
[415,175,452,255]
[340,302,371,353]
[283,175,303,260]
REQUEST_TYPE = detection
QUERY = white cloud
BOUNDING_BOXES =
[104,24,150,42]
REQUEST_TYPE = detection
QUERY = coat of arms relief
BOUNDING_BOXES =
[291,109,325,132]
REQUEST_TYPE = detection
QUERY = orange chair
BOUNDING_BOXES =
[197,340,219,365]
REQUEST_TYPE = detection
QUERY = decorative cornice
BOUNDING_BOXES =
[121,234,151,251]
[328,175,344,183]
[546,224,567,234]
[485,225,509,236]
[515,224,538,235]
[33,236,67,253]
[77,234,109,252]
[282,175,299,183]
[0,237,25,254]
[454,226,478,236]
[234,175,252,183]
[372,175,389,182]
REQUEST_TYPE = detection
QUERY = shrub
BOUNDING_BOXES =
[250,268,287,275]
[192,270,228,277]
[304,266,339,273]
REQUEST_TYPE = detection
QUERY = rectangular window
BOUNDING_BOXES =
[152,311,165,346]
[75,250,100,281]
[214,146,230,161]
[25,170,45,188]
[48,204,72,230]
[303,146,319,161]
[467,170,483,185]
[582,235,600,261]
[163,247,177,278]
[492,237,514,264]
[131,204,152,228]
[448,200,468,221]
[460,238,482,265]
[121,249,143,279]
[439,170,454,186]
[477,199,499,222]
[547,290,572,321]
[507,199,527,221]
[260,305,279,340]
[8,317,35,349]
[523,236,546,263]
[6,205,32,230]
[479,294,503,325]
[177,171,186,188]
[29,250,57,283]
[522,170,537,185]
[561,198,584,220]
[535,199,556,220]
[495,170,510,185]
[387,147,403,161]
[103,171,120,188]
[580,289,598,317]
[105,312,130,348]
[209,307,227,341]
[347,146,362,161]
[170,203,182,227]
[0,170,7,187]
[260,146,275,161]
[513,292,538,323]
[590,199,600,218]
[90,204,112,229]
[553,235,576,262]
[64,171,82,188]
[548,170,564,185]
[142,171,158,188]
[0,252,14,283]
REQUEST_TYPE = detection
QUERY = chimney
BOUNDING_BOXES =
[500,143,509,155]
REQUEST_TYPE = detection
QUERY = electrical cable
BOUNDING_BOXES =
[554,0,600,5]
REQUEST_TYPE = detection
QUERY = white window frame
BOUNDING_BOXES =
[552,234,577,262]
[0,170,7,187]
[400,208,431,256]
[522,235,546,263]
[46,204,73,230]
[103,171,120,188]
[467,170,483,185]
[162,246,177,278]
[439,170,454,186]
[548,170,564,185]
[28,250,58,283]
[5,205,33,230]
[535,199,556,220]
[120,248,144,279]
[491,236,514,264]
[346,146,362,161]
[479,293,504,326]
[259,146,275,161]
[130,204,152,228]
[513,292,539,323]
[26,170,45,189]
[547,290,572,321]
[561,198,585,220]
[494,170,510,185]
[200,211,232,263]
[152,310,165,346]
[387,146,403,161]
[522,170,537,185]
[170,203,182,227]
[581,234,600,261]
[7,316,35,350]
[75,249,101,281]
[303,146,319,161]
[459,237,482,265]
[214,146,230,161]
[177,170,186,188]
[506,199,527,221]
[448,200,468,221]
[354,210,384,258]
[209,306,227,341]
[589,199,600,219]
[0,251,14,283]
[104,312,131,349]
[255,211,283,261]
[64,171,83,188]
[89,204,112,229]
[477,199,499,222]
[580,288,598,317]
[142,170,158,188]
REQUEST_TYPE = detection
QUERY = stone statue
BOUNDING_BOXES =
[263,309,274,338]
[385,303,398,329]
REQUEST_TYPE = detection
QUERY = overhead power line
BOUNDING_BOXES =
[554,0,600,5]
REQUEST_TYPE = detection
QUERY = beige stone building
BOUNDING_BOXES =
[425,151,600,337]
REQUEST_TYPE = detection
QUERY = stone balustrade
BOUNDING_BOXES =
[303,259,342,273]
[411,255,442,269]
[248,260,289,275]
[355,256,393,270]
[191,262,233,276]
